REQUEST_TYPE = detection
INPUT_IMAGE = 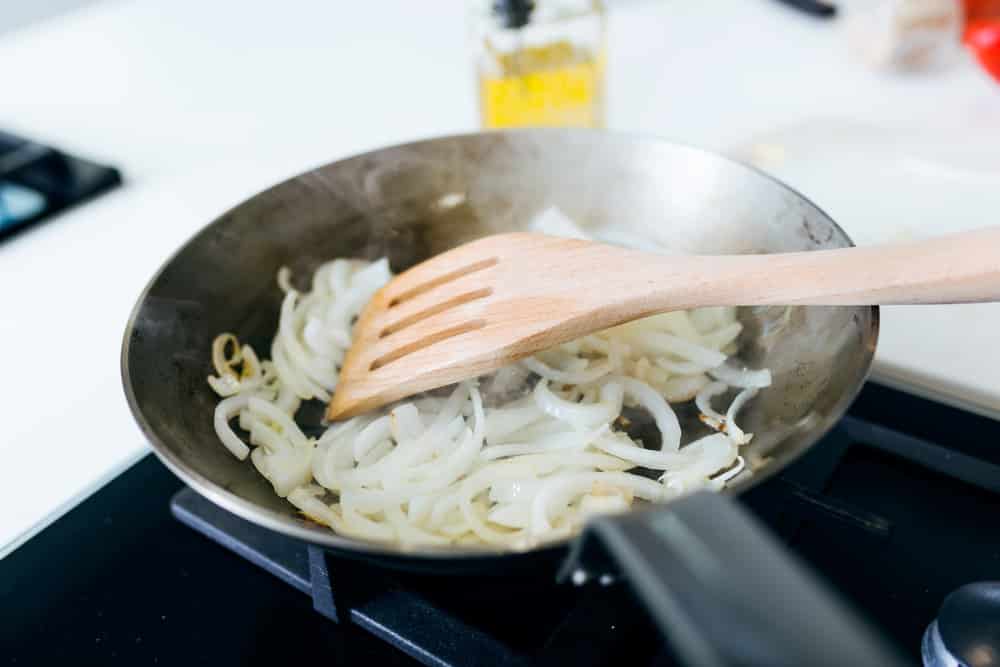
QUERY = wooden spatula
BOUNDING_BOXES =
[327,228,1000,419]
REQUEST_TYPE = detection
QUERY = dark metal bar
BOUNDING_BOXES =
[170,488,311,594]
[841,417,1000,493]
[171,488,530,667]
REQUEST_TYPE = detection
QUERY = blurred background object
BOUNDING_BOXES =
[772,0,837,18]
[0,129,121,240]
[964,0,1000,81]
[472,0,606,128]
[837,0,1000,79]
[0,0,101,36]
[964,0,1000,20]
[841,0,965,71]
[965,18,1000,80]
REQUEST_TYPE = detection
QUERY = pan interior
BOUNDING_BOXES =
[123,129,877,559]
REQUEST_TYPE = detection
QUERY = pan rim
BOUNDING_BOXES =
[120,128,880,561]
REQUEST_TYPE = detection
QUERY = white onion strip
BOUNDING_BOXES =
[534,380,623,426]
[695,381,729,431]
[709,363,773,389]
[521,356,613,385]
[531,472,665,535]
[619,376,681,451]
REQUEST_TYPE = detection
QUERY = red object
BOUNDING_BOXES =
[965,19,1000,82]
[964,0,1000,21]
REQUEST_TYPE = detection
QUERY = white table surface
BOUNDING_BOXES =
[2,0,998,557]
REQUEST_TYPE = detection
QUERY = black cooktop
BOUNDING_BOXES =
[4,382,1000,665]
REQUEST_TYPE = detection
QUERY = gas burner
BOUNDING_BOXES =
[172,486,663,666]
[174,382,1000,666]
[7,383,1000,665]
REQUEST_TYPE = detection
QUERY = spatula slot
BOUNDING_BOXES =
[369,320,487,371]
[380,288,493,338]
[388,258,498,307]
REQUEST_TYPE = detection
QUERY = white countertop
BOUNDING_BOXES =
[2,0,998,556]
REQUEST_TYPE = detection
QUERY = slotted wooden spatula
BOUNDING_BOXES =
[327,228,1000,419]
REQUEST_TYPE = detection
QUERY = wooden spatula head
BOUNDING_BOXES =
[326,232,627,420]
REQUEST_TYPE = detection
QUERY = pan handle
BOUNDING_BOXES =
[558,491,905,667]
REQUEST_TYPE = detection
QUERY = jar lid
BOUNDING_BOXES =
[492,0,535,29]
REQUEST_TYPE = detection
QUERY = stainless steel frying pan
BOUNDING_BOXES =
[122,130,901,666]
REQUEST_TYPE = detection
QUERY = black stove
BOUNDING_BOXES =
[4,382,1000,665]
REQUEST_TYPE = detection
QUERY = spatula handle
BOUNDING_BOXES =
[643,226,1000,307]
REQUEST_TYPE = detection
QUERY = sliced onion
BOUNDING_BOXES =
[578,492,631,518]
[480,425,608,461]
[591,432,692,470]
[248,396,309,449]
[384,504,451,546]
[661,433,737,490]
[641,332,727,368]
[655,357,709,376]
[485,401,546,444]
[711,455,746,486]
[533,380,623,426]
[251,445,313,497]
[701,321,743,349]
[662,374,711,402]
[521,355,613,385]
[695,380,729,431]
[390,403,423,442]
[487,503,531,529]
[340,502,395,542]
[326,259,353,296]
[531,472,664,535]
[724,387,759,445]
[488,478,542,505]
[211,333,242,378]
[353,416,391,461]
[619,376,681,451]
[639,311,703,342]
[213,394,252,460]
[709,363,772,389]
[277,290,338,389]
[287,485,343,529]
[207,240,770,550]
[406,493,437,524]
[689,306,737,334]
[358,440,393,467]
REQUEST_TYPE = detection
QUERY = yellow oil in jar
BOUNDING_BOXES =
[479,40,604,129]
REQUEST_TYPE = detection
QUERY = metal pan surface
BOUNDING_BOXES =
[122,129,878,570]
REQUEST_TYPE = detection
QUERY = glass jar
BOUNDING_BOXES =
[471,0,606,129]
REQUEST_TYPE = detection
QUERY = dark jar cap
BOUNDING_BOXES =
[493,0,535,29]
